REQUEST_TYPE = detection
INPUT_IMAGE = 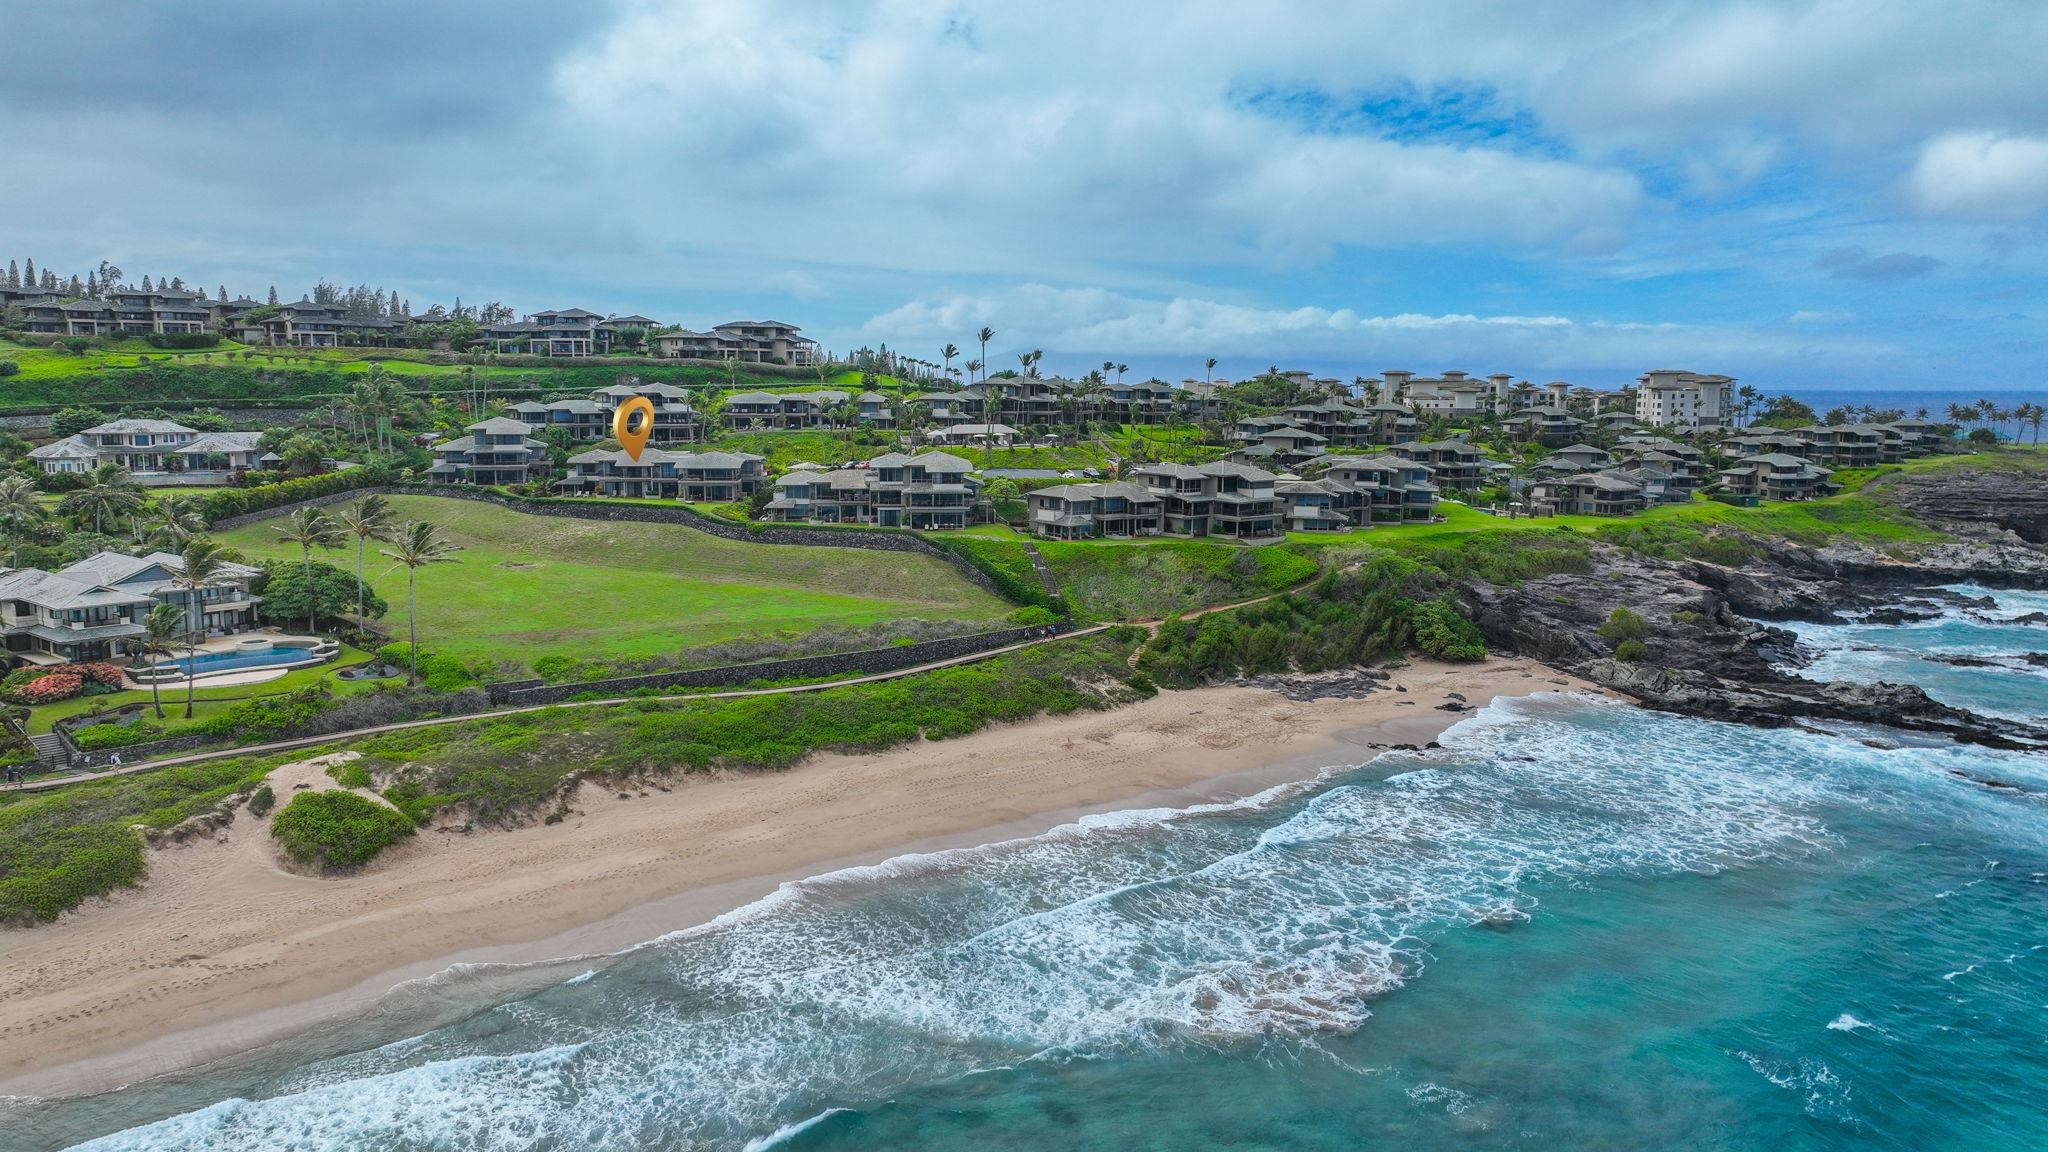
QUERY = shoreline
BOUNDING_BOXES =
[0,658,1603,1100]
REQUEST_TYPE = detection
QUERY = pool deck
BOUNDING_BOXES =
[119,630,329,690]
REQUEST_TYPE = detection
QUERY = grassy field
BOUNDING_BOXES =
[216,495,1011,671]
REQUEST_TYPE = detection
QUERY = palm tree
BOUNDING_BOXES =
[274,507,345,634]
[173,537,228,719]
[0,475,45,566]
[976,327,994,388]
[2024,401,2045,445]
[1203,357,1217,385]
[380,520,461,685]
[940,343,958,383]
[59,463,145,536]
[140,493,206,550]
[140,601,184,720]
[336,494,396,624]
[1945,402,1970,435]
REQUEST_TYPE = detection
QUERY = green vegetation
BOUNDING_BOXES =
[218,495,1010,673]
[1598,607,1647,644]
[23,645,376,734]
[338,629,1150,826]
[1037,540,1319,620]
[269,790,415,871]
[1139,551,1485,687]
[0,755,277,924]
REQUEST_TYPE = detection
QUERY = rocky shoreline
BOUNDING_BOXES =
[1464,476,2048,754]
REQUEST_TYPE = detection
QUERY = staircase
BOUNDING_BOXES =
[1017,542,1063,598]
[29,733,71,769]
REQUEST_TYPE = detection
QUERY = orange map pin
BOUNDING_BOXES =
[612,395,655,461]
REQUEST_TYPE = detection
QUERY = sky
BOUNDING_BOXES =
[1,0,2044,391]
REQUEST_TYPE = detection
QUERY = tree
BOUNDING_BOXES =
[140,493,206,550]
[380,520,461,685]
[58,463,143,535]
[941,343,958,383]
[0,475,45,566]
[49,406,110,437]
[976,326,994,389]
[335,493,397,625]
[273,507,346,634]
[267,285,279,305]
[173,538,229,719]
[257,560,389,631]
[140,601,185,720]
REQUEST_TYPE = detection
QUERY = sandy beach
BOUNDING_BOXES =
[0,658,1602,1099]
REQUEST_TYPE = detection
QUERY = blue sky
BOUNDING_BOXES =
[1,1,2044,390]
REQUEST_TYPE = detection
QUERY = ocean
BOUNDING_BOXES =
[14,590,2048,1151]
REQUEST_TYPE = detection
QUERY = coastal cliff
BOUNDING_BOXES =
[1465,465,2048,751]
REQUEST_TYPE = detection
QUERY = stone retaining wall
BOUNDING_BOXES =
[485,626,1044,706]
[210,484,1009,600]
[68,731,222,770]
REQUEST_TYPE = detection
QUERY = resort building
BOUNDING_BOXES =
[1390,440,1485,492]
[766,451,981,529]
[225,298,351,347]
[722,390,849,431]
[1316,455,1440,523]
[16,287,217,337]
[906,391,983,427]
[1791,425,1887,469]
[925,423,1020,448]
[1506,406,1587,445]
[426,417,551,485]
[1024,482,1167,539]
[1127,462,1283,539]
[1717,453,1839,502]
[1528,473,1648,517]
[507,381,703,445]
[29,420,265,485]
[655,321,820,365]
[1634,369,1735,429]
[0,550,262,666]
[555,448,766,501]
[484,308,606,357]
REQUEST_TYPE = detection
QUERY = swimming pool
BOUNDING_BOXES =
[144,642,324,676]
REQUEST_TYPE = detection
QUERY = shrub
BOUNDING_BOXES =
[1614,639,1649,663]
[269,790,415,871]
[196,464,394,523]
[329,760,374,789]
[248,784,276,817]
[0,360,17,377]
[69,722,165,751]
[1407,598,1487,662]
[1598,607,1647,645]
[10,673,83,705]
[1008,605,1059,627]
[49,407,111,438]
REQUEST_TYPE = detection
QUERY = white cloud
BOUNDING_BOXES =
[1908,131,2048,221]
[863,284,1893,378]
[1789,310,1855,324]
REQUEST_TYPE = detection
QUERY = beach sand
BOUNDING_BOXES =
[0,658,1603,1098]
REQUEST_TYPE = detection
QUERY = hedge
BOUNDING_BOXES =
[198,465,396,523]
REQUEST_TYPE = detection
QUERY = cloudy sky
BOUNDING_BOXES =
[2,0,2044,389]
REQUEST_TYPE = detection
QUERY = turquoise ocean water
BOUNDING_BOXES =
[13,590,2048,1151]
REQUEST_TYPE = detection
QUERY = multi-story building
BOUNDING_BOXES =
[1792,425,1886,469]
[1127,462,1283,539]
[506,397,607,440]
[16,287,217,337]
[426,417,551,485]
[904,390,982,427]
[555,448,765,501]
[1717,453,1839,502]
[1391,440,1485,492]
[654,320,819,365]
[766,451,980,529]
[223,298,352,347]
[1506,405,1587,445]
[1315,455,1440,523]
[722,389,848,431]
[0,550,262,666]
[1394,370,1520,417]
[484,307,605,357]
[1024,482,1168,539]
[1528,473,1648,516]
[28,420,264,484]
[1634,369,1735,429]
[856,391,898,428]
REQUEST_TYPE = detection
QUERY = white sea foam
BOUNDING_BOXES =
[741,1108,851,1151]
[79,697,1990,1152]
[1825,1013,1873,1032]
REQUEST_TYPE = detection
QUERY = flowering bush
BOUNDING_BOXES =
[12,673,84,704]
[68,663,130,690]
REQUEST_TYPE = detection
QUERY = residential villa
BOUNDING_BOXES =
[856,391,898,428]
[926,423,1021,448]
[766,451,981,529]
[1506,406,1587,445]
[226,298,351,347]
[427,417,551,485]
[0,550,262,666]
[1790,424,1886,469]
[1717,453,1840,502]
[17,287,215,337]
[906,390,983,427]
[1634,369,1734,429]
[1315,455,1440,523]
[484,308,605,357]
[555,448,766,502]
[29,419,264,485]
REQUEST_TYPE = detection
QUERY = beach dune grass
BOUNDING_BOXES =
[217,496,1012,672]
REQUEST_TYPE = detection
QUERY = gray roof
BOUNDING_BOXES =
[466,417,534,434]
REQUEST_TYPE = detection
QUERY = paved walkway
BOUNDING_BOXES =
[5,625,1108,794]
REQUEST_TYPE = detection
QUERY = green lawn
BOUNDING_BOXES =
[216,495,1011,671]
[24,644,378,734]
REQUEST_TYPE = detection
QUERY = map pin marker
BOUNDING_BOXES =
[613,395,654,461]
